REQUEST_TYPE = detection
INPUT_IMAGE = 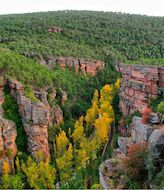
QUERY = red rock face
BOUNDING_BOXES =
[159,67,164,88]
[42,56,105,76]
[7,79,64,159]
[117,63,164,115]
[0,79,17,172]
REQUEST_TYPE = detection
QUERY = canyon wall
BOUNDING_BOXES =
[40,56,105,76]
[116,63,164,115]
[6,78,63,159]
[0,78,17,172]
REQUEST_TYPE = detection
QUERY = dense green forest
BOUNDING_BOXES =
[0,11,164,62]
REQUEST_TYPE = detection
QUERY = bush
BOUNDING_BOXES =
[122,143,148,182]
[157,101,164,115]
[24,85,40,103]
[154,167,164,189]
[91,183,103,189]
[5,149,13,158]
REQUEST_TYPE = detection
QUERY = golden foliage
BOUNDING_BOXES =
[54,130,73,181]
[22,156,55,189]
[72,116,84,143]
[2,161,10,175]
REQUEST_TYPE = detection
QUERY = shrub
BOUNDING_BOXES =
[5,149,13,158]
[157,101,164,115]
[91,183,103,189]
[142,108,151,124]
[24,85,40,103]
[154,167,164,189]
[122,143,148,182]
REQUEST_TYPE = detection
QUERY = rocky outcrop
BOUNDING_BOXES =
[0,78,17,172]
[116,63,164,115]
[131,116,154,143]
[48,26,62,33]
[148,128,164,158]
[40,56,105,76]
[99,116,164,189]
[61,90,67,106]
[6,78,63,159]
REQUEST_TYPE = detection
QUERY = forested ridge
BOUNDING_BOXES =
[0,11,164,61]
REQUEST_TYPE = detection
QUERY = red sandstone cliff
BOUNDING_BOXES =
[40,56,105,76]
[0,78,17,172]
[117,63,164,115]
[6,78,63,159]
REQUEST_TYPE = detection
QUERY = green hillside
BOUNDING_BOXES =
[0,11,163,62]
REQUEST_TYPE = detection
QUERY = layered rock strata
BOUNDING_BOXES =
[40,56,105,76]
[0,78,17,172]
[6,78,63,159]
[116,63,164,115]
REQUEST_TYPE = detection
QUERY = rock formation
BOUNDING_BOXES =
[0,78,17,172]
[48,26,62,33]
[5,78,63,159]
[40,56,105,76]
[116,63,164,115]
[99,116,164,189]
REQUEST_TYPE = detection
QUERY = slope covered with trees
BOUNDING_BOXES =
[0,11,163,62]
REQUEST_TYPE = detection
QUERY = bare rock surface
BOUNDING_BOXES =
[117,63,164,115]
[40,56,105,76]
[6,78,64,159]
[0,79,17,172]
[148,128,164,158]
[131,116,154,143]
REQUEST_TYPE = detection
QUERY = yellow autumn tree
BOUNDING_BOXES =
[85,90,99,126]
[72,116,84,143]
[2,161,10,175]
[115,78,121,89]
[72,80,120,183]
[22,156,55,189]
[15,157,21,173]
[94,115,113,143]
[54,130,73,182]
